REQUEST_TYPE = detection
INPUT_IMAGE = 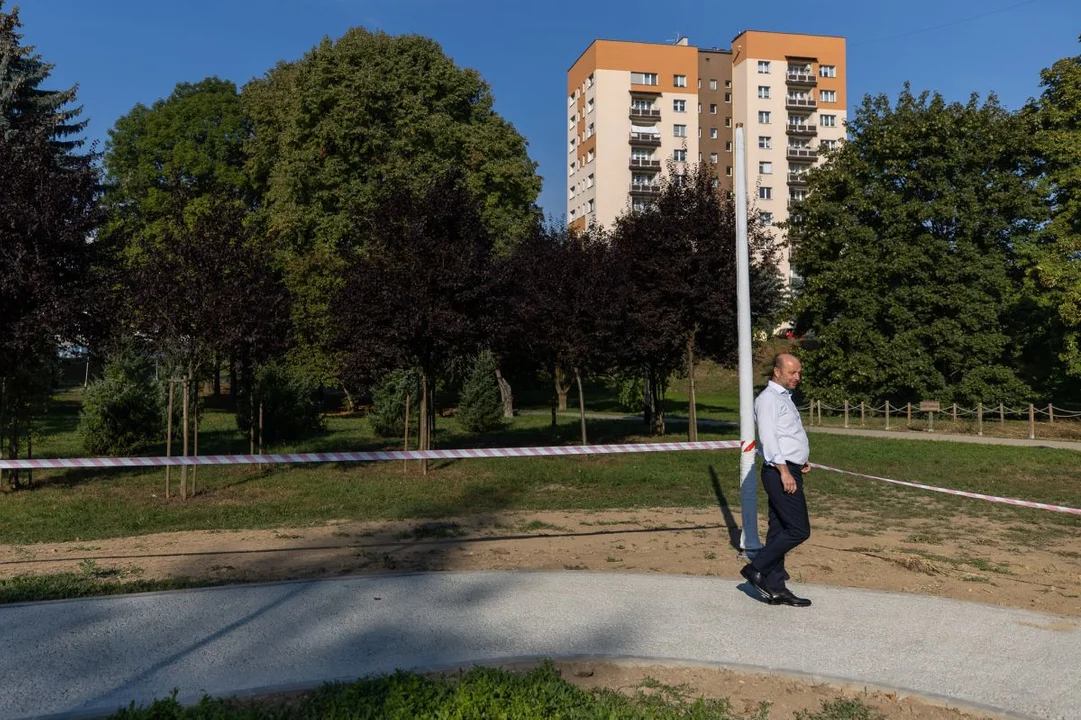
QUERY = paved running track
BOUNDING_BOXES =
[1,571,1078,720]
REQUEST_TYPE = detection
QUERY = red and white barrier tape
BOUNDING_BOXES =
[810,463,1081,516]
[0,439,742,471]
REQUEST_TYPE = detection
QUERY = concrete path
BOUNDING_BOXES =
[2,572,1078,720]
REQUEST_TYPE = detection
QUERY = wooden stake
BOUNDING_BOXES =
[403,393,411,473]
[859,401,865,427]
[907,402,912,425]
[999,403,1005,426]
[258,401,264,455]
[1028,403,1035,439]
[844,400,849,429]
[885,401,890,430]
[977,403,983,436]
[575,367,588,445]
[166,378,174,499]
[952,403,957,422]
[1048,403,1054,424]
[181,377,189,501]
[192,396,199,496]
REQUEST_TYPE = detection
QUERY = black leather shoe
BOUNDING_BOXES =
[740,564,774,601]
[770,588,811,607]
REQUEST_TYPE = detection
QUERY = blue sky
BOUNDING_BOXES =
[16,0,1081,219]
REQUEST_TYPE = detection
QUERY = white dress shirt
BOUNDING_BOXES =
[754,380,810,466]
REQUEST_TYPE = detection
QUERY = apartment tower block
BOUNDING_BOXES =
[567,31,846,282]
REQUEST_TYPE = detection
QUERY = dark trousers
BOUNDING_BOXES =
[750,461,810,591]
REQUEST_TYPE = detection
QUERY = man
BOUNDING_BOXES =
[740,353,812,607]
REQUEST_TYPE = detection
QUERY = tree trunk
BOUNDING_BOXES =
[403,393,411,473]
[0,378,7,492]
[687,337,698,442]
[229,353,238,402]
[554,365,570,411]
[25,424,32,487]
[642,366,653,431]
[495,367,514,418]
[213,355,221,397]
[420,373,429,476]
[650,365,665,436]
[574,367,587,445]
[191,394,199,497]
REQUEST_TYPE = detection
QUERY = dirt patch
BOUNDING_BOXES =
[3,507,1078,617]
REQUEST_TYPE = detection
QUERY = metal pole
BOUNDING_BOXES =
[734,125,759,557]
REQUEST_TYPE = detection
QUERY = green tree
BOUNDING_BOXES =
[243,29,541,384]
[457,351,504,434]
[789,86,1045,406]
[1025,39,1081,385]
[1,3,100,487]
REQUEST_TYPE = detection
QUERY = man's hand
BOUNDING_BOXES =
[779,465,797,494]
[801,462,810,474]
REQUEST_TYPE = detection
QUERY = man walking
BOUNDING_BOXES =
[740,353,812,607]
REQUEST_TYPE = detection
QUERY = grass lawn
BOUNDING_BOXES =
[2,382,1080,547]
[108,662,884,720]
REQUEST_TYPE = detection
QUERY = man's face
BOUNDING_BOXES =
[774,358,802,391]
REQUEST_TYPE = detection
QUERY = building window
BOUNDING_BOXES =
[820,64,836,78]
[586,73,595,87]
[759,161,772,174]
[586,122,594,138]
[673,99,687,112]
[673,149,687,162]
[725,79,732,88]
[586,98,594,114]
[760,211,774,225]
[631,148,651,160]
[632,199,651,212]
[698,152,703,162]
[631,71,659,85]
[587,149,595,163]
[758,136,771,149]
[820,114,837,127]
[709,103,718,114]
[674,74,687,87]
[724,92,732,103]
[757,60,770,74]
[709,78,718,90]
[725,140,732,151]
[726,166,733,176]
[759,187,772,200]
[673,124,688,137]
[587,198,595,213]
[710,152,718,164]
[698,127,702,138]
[710,128,719,139]
[758,85,770,99]
[819,139,836,150]
[725,116,732,127]
[569,138,576,151]
[820,89,837,103]
[586,173,594,188]
[758,111,771,124]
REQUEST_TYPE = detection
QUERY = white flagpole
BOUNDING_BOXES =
[734,124,760,556]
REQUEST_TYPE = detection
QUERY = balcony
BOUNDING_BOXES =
[629,182,661,196]
[787,174,809,186]
[785,96,817,111]
[629,107,661,120]
[629,132,662,146]
[786,70,817,86]
[629,158,661,170]
[786,147,817,161]
[786,123,817,137]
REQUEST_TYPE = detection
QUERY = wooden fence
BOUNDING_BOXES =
[801,400,1081,440]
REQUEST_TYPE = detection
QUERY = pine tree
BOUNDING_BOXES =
[0,2,100,488]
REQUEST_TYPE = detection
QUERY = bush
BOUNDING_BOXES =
[457,352,503,433]
[954,365,1033,408]
[79,347,165,456]
[235,361,324,444]
[368,368,422,438]
[617,374,645,413]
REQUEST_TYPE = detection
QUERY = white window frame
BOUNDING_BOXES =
[673,124,688,138]
[673,99,687,113]
[820,89,836,103]
[758,111,771,124]
[674,74,687,87]
[757,85,770,99]
[710,128,719,139]
[820,114,837,127]
[820,65,836,78]
[709,79,718,90]
[758,136,771,149]
[757,60,771,74]
[673,149,687,162]
[631,71,659,86]
[760,211,774,225]
[758,187,773,200]
[759,161,772,174]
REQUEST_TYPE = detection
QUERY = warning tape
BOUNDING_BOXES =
[3,441,1076,516]
[810,463,1081,516]
[0,439,743,471]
